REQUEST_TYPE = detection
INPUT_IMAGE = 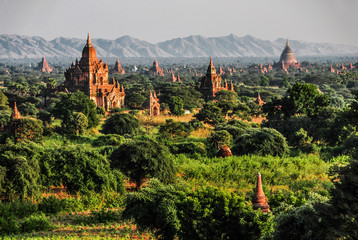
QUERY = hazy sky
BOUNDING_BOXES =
[1,0,357,45]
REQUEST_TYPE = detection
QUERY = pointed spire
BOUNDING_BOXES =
[210,56,213,65]
[11,102,21,120]
[153,90,157,99]
[87,33,92,46]
[252,173,270,213]
[286,39,289,47]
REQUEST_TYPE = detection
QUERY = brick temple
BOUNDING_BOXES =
[37,56,53,73]
[64,34,125,110]
[274,40,300,70]
[199,57,235,101]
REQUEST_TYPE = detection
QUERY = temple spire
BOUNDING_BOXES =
[87,33,92,46]
[252,173,270,213]
[286,39,289,47]
[11,102,21,120]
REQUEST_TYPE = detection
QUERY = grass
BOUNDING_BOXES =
[4,209,156,239]
[174,153,347,196]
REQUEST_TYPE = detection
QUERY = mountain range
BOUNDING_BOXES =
[0,34,357,59]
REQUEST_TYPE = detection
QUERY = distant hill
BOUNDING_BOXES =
[0,34,357,59]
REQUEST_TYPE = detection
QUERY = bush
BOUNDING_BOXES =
[102,113,140,135]
[0,142,42,200]
[60,112,88,135]
[207,130,232,149]
[38,196,66,214]
[170,142,207,156]
[159,119,192,140]
[232,128,288,157]
[92,134,124,147]
[20,213,52,233]
[39,146,125,194]
[10,117,44,143]
[124,180,273,240]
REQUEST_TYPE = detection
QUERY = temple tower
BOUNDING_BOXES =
[274,39,300,69]
[252,173,270,213]
[64,34,125,110]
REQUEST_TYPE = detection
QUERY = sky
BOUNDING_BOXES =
[1,0,357,45]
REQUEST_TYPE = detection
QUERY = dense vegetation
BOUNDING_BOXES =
[0,61,357,239]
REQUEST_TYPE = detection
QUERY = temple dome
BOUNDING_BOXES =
[82,33,97,59]
[279,39,297,65]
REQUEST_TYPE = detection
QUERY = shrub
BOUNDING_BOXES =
[159,119,192,140]
[20,213,52,233]
[194,102,225,125]
[10,117,44,143]
[124,180,274,240]
[38,196,65,214]
[232,128,288,157]
[0,142,42,200]
[39,146,125,194]
[102,113,140,135]
[92,134,124,147]
[207,130,232,149]
[170,142,207,156]
[60,112,88,135]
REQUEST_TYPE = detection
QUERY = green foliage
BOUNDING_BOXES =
[330,160,358,239]
[214,90,237,102]
[159,119,192,140]
[102,113,140,135]
[232,128,288,157]
[92,134,124,147]
[124,180,274,240]
[39,146,125,194]
[18,102,38,116]
[194,102,225,125]
[170,142,207,156]
[38,196,65,214]
[159,86,203,111]
[207,130,232,149]
[20,213,52,233]
[73,208,120,225]
[96,106,106,115]
[215,120,251,140]
[125,92,146,109]
[174,154,334,196]
[0,200,38,219]
[110,139,175,190]
[52,91,99,129]
[168,96,184,116]
[0,142,42,200]
[263,82,331,120]
[11,117,44,143]
[273,201,333,240]
[61,111,88,135]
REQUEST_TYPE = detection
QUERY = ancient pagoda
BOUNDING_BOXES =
[144,90,160,116]
[274,40,300,70]
[37,56,53,73]
[113,58,125,74]
[199,57,235,101]
[150,59,164,76]
[252,173,270,213]
[64,34,125,110]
